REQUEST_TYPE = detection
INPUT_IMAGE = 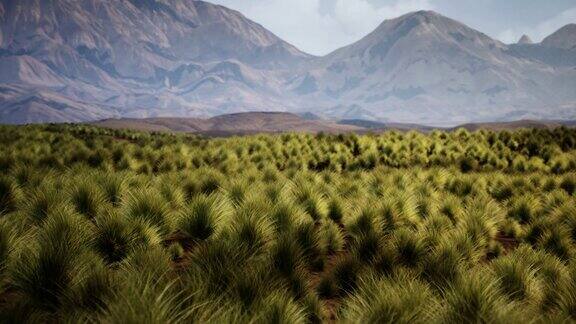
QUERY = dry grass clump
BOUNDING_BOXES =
[0,125,575,322]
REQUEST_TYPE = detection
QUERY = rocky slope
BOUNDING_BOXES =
[542,24,576,50]
[509,23,576,68]
[289,11,576,125]
[0,0,309,123]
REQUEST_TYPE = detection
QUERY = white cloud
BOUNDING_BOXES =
[210,0,433,55]
[497,6,576,44]
[333,0,432,35]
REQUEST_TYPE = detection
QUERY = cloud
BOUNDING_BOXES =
[497,6,576,43]
[210,0,433,55]
[333,0,433,35]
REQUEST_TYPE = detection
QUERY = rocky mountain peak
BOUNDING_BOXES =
[518,34,533,45]
[365,10,502,48]
[323,9,505,67]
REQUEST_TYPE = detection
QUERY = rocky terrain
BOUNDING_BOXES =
[291,11,576,125]
[0,0,309,123]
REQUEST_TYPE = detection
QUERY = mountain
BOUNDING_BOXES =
[508,24,576,68]
[1,2,575,126]
[542,24,576,49]
[0,0,309,124]
[288,11,576,125]
[517,35,533,45]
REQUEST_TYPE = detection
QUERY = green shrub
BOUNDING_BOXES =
[177,194,231,242]
[557,262,576,320]
[255,292,307,324]
[320,221,345,255]
[98,173,126,206]
[350,231,381,263]
[507,196,541,224]
[93,212,139,264]
[24,184,66,223]
[330,256,363,296]
[393,229,426,268]
[294,222,324,270]
[271,236,304,276]
[199,173,223,195]
[270,202,306,233]
[540,226,573,261]
[459,156,479,173]
[442,271,528,323]
[10,209,93,310]
[125,189,173,236]
[230,208,274,254]
[98,273,189,323]
[347,206,378,237]
[70,181,106,219]
[491,255,541,302]
[297,189,328,222]
[340,273,438,323]
[0,176,20,214]
[422,242,463,288]
[560,174,576,196]
[327,198,345,224]
[0,222,12,284]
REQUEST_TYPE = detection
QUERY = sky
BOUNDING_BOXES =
[210,0,576,56]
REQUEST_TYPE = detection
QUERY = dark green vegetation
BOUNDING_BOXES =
[1,124,576,323]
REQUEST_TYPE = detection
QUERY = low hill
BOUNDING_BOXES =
[93,112,362,135]
[455,120,575,132]
[93,113,576,135]
[338,119,435,131]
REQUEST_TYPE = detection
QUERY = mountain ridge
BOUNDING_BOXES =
[289,10,576,125]
[0,0,314,124]
[0,1,575,126]
[542,24,576,49]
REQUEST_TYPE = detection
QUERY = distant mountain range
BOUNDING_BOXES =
[1,0,575,126]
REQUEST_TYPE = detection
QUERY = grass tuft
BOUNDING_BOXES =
[442,270,528,323]
[340,272,438,323]
[125,188,173,236]
[177,194,231,242]
[69,181,106,219]
[0,176,21,214]
[10,209,93,311]
[393,229,426,268]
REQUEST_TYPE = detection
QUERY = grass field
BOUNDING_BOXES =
[1,124,576,322]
